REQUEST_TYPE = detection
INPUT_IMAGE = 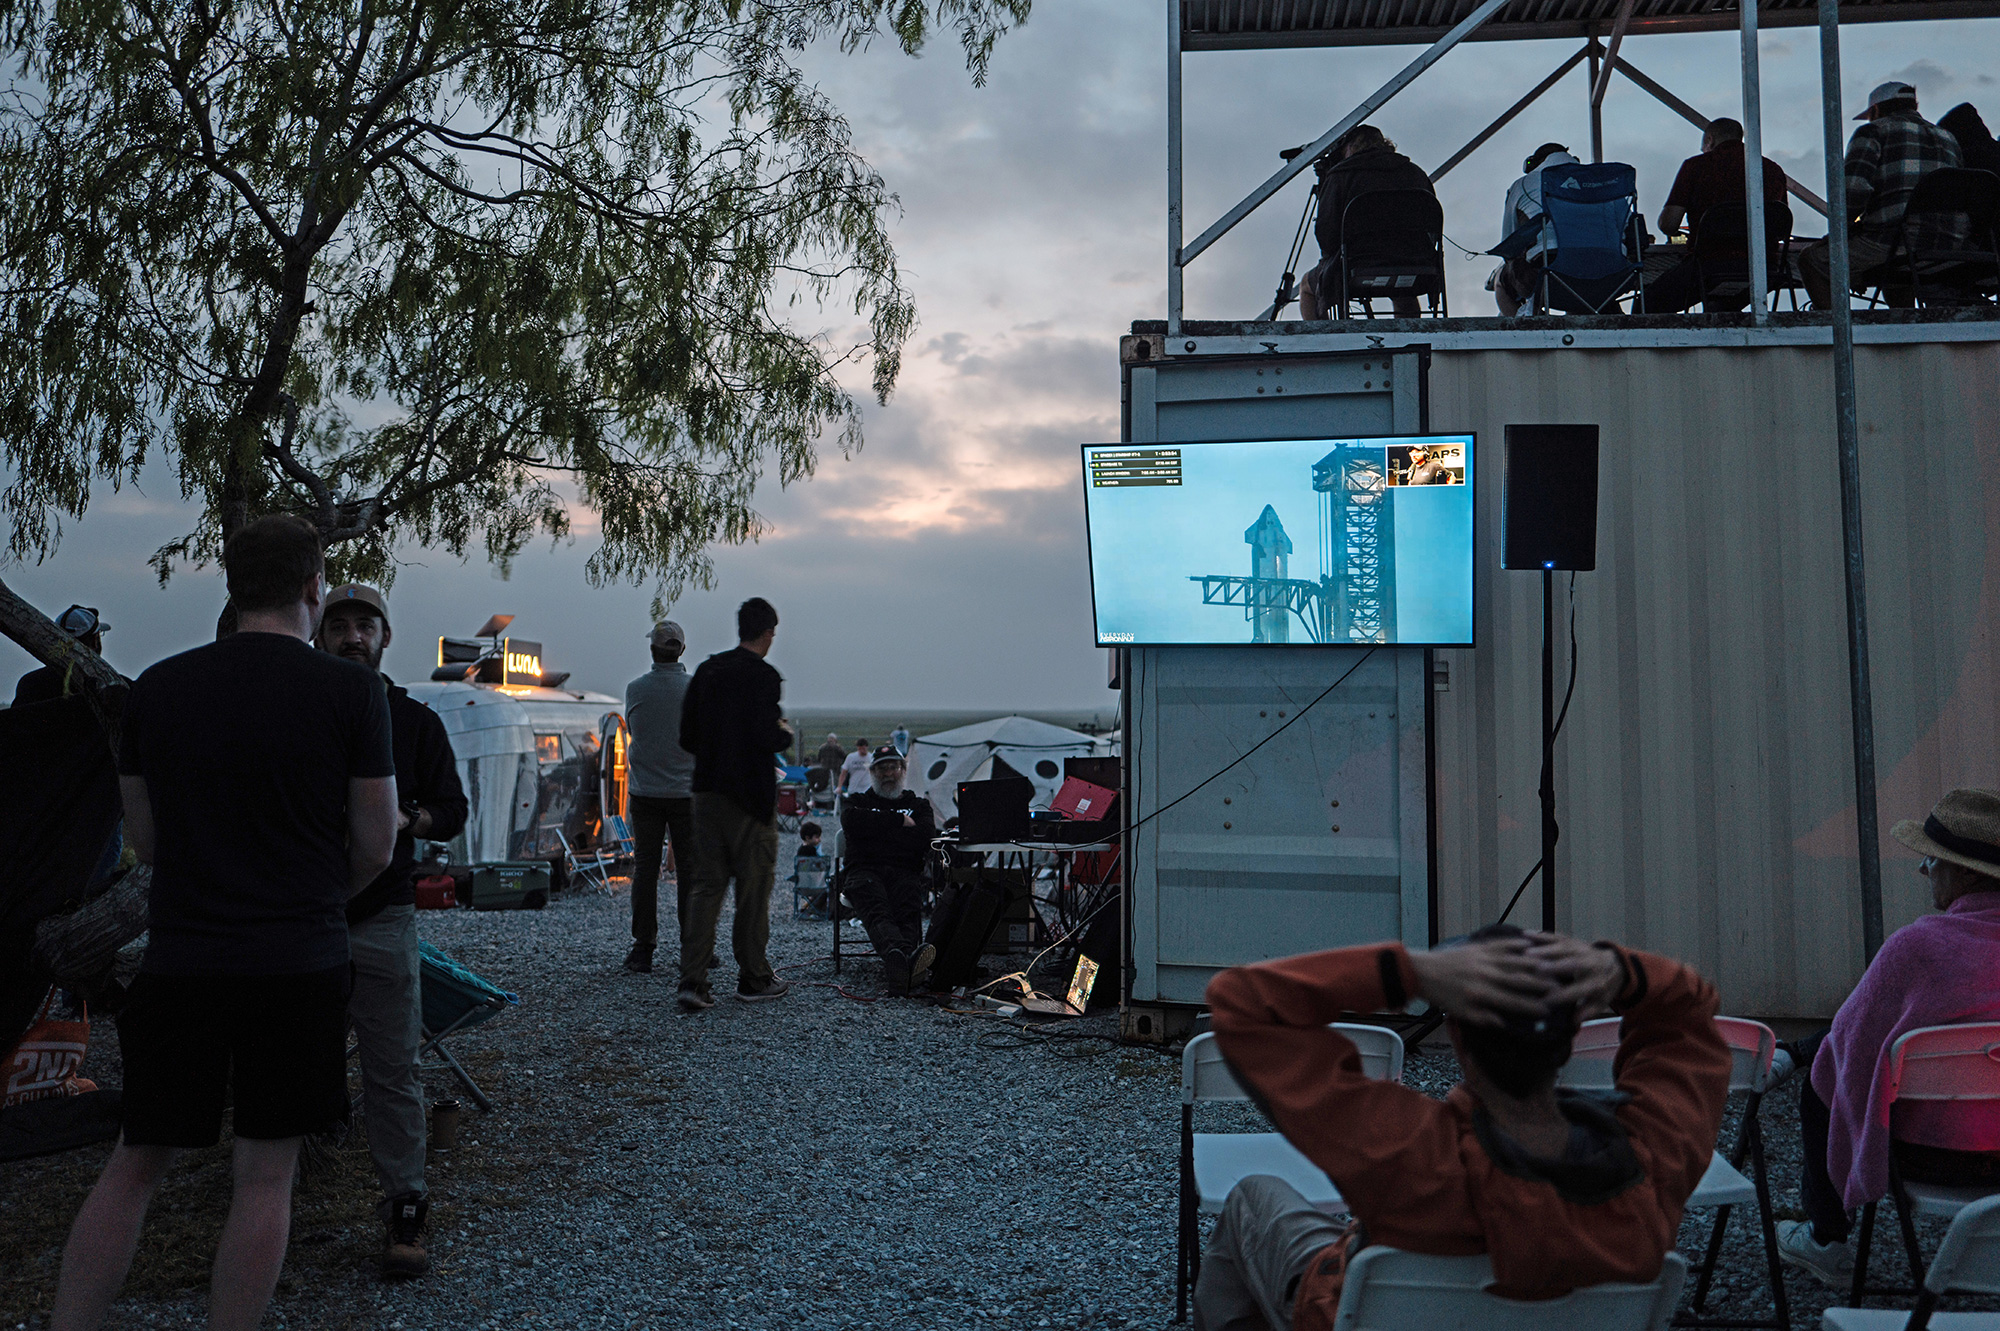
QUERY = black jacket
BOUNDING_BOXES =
[348,678,468,925]
[1941,103,2000,178]
[840,787,936,872]
[1314,146,1436,260]
[679,646,789,823]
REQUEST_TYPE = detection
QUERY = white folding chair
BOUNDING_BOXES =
[553,829,614,892]
[1825,1193,2000,1331]
[1850,1023,2000,1307]
[1332,1247,1687,1331]
[1561,1015,1787,1329]
[1176,1024,1405,1322]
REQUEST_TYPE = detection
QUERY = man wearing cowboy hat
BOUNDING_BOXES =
[838,744,938,995]
[1777,787,2000,1288]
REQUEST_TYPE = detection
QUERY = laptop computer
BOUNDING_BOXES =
[1019,955,1101,1018]
[1049,776,1117,823]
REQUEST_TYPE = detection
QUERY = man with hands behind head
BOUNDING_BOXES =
[1194,925,1730,1331]
[316,583,468,1278]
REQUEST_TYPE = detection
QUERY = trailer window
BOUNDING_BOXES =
[535,733,563,764]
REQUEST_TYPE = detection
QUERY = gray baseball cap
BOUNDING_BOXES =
[649,620,686,649]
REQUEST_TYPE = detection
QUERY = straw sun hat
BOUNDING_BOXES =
[1892,788,2000,881]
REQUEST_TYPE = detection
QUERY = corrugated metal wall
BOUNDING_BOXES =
[1428,341,2000,1018]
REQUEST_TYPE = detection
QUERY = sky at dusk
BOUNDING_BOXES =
[2,3,1994,708]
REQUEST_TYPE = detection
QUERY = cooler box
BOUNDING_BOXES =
[413,874,457,910]
[467,862,549,911]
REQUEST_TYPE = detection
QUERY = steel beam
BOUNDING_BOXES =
[1168,0,1185,338]
[1818,0,1886,960]
[1591,0,1640,107]
[1611,54,1830,215]
[1430,46,1593,183]
[1178,0,1513,268]
[1743,0,1771,319]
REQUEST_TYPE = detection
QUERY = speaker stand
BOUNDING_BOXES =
[1539,568,1557,932]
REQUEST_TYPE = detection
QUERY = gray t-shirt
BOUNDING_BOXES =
[625,662,695,798]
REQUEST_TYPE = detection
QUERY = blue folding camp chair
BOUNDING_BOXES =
[1536,162,1646,314]
[419,942,518,1113]
[601,814,637,861]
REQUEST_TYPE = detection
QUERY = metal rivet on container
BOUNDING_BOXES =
[1369,712,1376,718]
[1257,387,1264,393]
[1223,821,1232,830]
[1185,340,1197,352]
[1223,797,1231,805]
[1331,825,1340,833]
[1331,800,1340,807]
[1364,381,1372,388]
[1277,710,1286,717]
[1562,333,1575,346]
[1259,710,1267,717]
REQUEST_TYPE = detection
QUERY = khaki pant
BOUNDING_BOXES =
[1194,1175,1351,1331]
[680,793,779,992]
[349,904,425,1202]
[1798,234,1898,309]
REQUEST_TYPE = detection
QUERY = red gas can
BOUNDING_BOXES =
[413,874,458,910]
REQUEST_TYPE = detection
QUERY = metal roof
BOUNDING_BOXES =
[1181,0,2000,48]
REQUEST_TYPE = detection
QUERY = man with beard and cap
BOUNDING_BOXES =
[838,744,938,995]
[315,583,468,1278]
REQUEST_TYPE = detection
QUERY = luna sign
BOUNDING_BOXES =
[500,639,544,685]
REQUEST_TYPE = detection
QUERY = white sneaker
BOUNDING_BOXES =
[1776,1218,1854,1289]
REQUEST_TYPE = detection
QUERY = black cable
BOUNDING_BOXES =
[1123,647,1378,840]
[1495,574,1579,926]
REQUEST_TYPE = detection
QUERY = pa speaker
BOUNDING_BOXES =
[1503,424,1600,571]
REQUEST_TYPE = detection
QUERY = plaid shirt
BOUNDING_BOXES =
[1845,110,1964,244]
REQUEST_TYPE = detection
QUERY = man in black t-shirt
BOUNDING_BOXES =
[317,582,467,1279]
[676,596,794,1011]
[840,745,938,994]
[52,515,399,1331]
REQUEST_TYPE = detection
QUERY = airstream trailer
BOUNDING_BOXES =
[404,620,629,866]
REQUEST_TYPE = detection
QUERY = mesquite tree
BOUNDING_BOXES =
[0,0,1027,630]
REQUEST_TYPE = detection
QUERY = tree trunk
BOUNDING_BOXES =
[30,865,149,987]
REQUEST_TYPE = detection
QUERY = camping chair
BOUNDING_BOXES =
[792,852,830,918]
[1864,168,2000,309]
[600,814,636,861]
[776,784,805,833]
[1331,1248,1688,1331]
[1825,1193,2000,1331]
[1560,1016,1788,1330]
[1536,162,1647,314]
[1336,190,1448,318]
[1849,1022,2000,1307]
[1176,1024,1406,1322]
[1690,201,1794,312]
[805,765,836,814]
[554,828,614,892]
[418,942,518,1114]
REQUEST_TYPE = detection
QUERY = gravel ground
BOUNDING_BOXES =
[7,852,1997,1329]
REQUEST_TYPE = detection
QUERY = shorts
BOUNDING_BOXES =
[118,965,353,1147]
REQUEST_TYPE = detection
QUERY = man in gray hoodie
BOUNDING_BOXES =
[622,620,697,973]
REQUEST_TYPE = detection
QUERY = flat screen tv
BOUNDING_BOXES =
[1081,432,1475,648]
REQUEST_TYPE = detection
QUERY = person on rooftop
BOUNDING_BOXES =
[839,744,938,995]
[1490,142,1580,315]
[1775,787,2000,1288]
[1298,125,1436,320]
[1800,80,1964,309]
[14,605,109,706]
[1193,924,1729,1331]
[1645,118,1792,314]
[1939,102,2000,177]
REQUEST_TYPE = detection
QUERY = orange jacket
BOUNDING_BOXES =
[1206,943,1729,1330]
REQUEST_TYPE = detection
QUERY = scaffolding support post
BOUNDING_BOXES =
[1818,0,1886,960]
[1741,0,1771,321]
[1588,42,1605,161]
[1167,0,1184,338]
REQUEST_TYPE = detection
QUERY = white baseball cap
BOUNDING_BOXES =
[1857,81,1916,119]
[648,620,686,649]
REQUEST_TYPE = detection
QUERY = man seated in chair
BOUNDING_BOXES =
[838,745,937,994]
[1775,787,2000,1288]
[1489,142,1579,315]
[1646,118,1791,314]
[1298,125,1435,321]
[1194,924,1730,1331]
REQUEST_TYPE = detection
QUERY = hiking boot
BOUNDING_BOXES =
[1776,1219,1853,1289]
[882,949,912,997]
[382,1193,430,1279]
[676,982,715,1013]
[909,943,937,989]
[623,943,654,974]
[735,976,791,1003]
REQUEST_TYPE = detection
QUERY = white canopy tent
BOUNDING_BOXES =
[907,716,1115,823]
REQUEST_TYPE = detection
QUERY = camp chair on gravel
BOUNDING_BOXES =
[419,942,517,1114]
[555,828,614,892]
[1848,1022,2000,1307]
[1176,1024,1405,1321]
[1333,1248,1687,1331]
[1561,1015,1789,1330]
[1825,1192,2000,1331]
